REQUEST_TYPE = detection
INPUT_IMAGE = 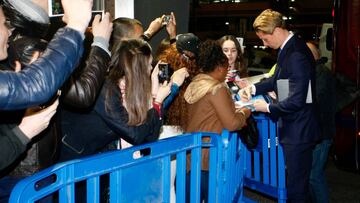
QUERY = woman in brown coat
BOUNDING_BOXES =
[184,39,251,202]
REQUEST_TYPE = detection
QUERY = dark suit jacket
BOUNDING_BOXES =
[255,35,320,144]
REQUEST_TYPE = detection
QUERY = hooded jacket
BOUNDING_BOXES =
[185,74,248,134]
[184,73,248,170]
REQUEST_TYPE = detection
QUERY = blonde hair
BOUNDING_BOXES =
[253,9,286,34]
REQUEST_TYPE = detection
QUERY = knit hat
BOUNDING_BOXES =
[176,33,200,57]
[5,0,49,24]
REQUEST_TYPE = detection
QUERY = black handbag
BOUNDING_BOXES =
[238,115,259,149]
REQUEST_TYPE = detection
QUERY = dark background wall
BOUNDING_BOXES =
[134,0,190,54]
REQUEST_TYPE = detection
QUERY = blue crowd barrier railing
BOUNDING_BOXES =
[217,130,246,203]
[9,115,285,203]
[9,132,224,203]
[243,113,287,202]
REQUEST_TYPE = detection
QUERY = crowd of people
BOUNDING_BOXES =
[0,1,335,202]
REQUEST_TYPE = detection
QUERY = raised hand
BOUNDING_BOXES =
[144,16,163,38]
[171,67,189,87]
[154,81,172,104]
[165,12,177,39]
[62,0,93,33]
[151,62,161,98]
[92,12,113,42]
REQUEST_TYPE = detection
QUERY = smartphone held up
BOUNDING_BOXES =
[158,63,173,84]
[48,0,104,17]
[162,15,171,25]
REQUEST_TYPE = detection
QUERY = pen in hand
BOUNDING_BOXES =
[240,87,252,102]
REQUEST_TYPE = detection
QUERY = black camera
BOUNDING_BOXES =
[158,63,173,83]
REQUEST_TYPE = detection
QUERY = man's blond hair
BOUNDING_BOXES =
[253,9,286,34]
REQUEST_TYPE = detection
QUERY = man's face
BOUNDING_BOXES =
[0,8,10,60]
[256,28,281,49]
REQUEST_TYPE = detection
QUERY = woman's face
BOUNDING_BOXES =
[221,40,238,67]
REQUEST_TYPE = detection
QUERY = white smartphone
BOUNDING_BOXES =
[48,0,105,17]
[48,0,63,17]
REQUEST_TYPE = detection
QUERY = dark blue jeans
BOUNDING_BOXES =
[309,139,332,203]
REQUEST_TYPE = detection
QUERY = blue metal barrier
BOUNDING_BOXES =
[9,132,223,203]
[9,116,285,203]
[217,130,246,203]
[243,113,287,202]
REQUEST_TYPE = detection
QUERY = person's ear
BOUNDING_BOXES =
[217,66,225,73]
[272,27,282,35]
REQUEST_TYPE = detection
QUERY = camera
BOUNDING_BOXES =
[158,63,173,83]
[162,15,171,25]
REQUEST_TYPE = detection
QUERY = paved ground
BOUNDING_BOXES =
[243,158,360,202]
[327,160,360,202]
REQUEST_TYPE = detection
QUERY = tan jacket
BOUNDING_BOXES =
[184,74,248,170]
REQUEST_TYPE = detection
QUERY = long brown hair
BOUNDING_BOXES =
[107,39,152,126]
[157,43,198,129]
[218,35,248,77]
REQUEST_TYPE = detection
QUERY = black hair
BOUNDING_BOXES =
[7,36,48,69]
[196,39,228,73]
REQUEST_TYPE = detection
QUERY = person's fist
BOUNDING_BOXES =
[171,67,189,86]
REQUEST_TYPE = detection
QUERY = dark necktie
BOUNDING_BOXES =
[277,48,282,61]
